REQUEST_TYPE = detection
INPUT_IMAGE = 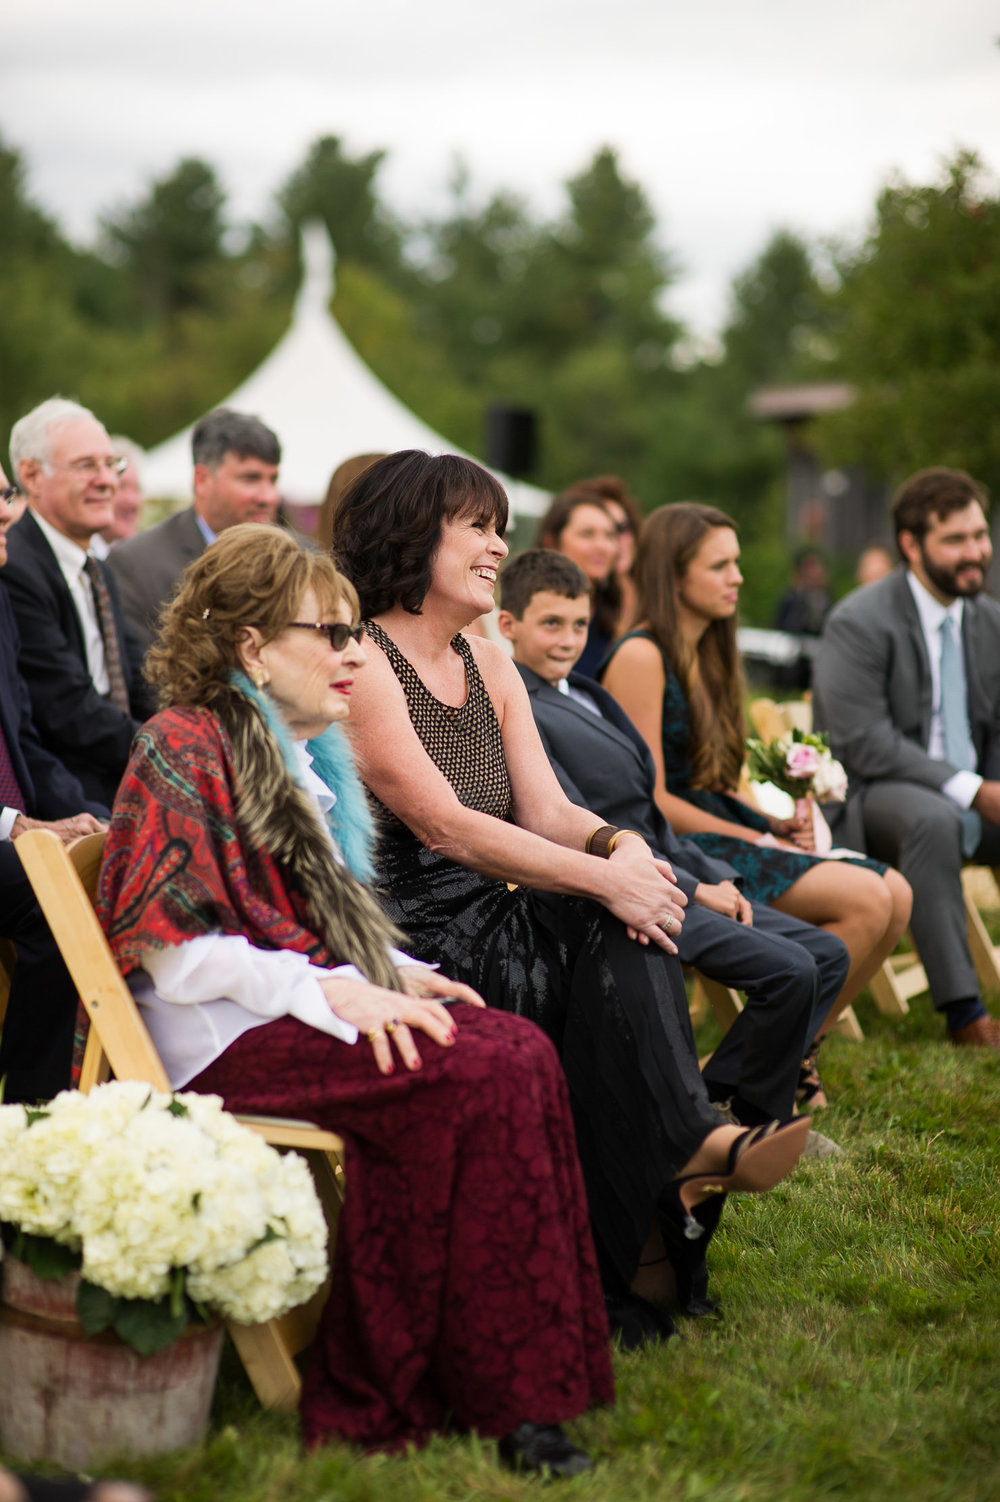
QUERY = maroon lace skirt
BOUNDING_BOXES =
[189,1004,613,1452]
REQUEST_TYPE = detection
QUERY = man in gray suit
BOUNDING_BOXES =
[813,466,1000,1052]
[109,409,281,652]
[498,549,849,1132]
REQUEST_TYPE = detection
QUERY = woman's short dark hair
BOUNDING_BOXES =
[332,451,509,617]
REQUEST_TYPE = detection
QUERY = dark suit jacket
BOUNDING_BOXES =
[0,588,108,820]
[812,568,1000,849]
[516,663,739,900]
[0,511,152,807]
[108,506,206,654]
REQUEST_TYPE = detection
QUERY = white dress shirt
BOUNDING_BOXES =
[905,571,982,810]
[31,509,110,694]
[557,677,602,715]
[131,740,422,1087]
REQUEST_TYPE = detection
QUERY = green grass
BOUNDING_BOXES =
[5,990,1000,1502]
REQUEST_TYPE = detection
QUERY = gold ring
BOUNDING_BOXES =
[365,1028,385,1044]
[384,1018,401,1035]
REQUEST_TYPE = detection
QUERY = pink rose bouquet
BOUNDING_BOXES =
[747,728,848,803]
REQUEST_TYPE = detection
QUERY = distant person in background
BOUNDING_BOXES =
[92,436,145,557]
[109,408,280,653]
[2,397,153,807]
[569,475,643,635]
[537,491,619,675]
[855,542,895,588]
[317,453,386,552]
[774,547,833,637]
[773,546,833,689]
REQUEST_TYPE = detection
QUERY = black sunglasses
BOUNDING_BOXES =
[285,621,366,650]
[1,484,19,505]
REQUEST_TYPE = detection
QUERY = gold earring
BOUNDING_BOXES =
[252,669,266,689]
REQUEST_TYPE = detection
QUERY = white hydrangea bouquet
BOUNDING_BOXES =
[746,727,848,804]
[0,1080,328,1356]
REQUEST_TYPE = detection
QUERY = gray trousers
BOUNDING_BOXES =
[861,780,1000,1008]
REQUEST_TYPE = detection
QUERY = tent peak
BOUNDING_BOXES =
[295,220,336,320]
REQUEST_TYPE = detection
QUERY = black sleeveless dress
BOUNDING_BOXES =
[365,621,722,1290]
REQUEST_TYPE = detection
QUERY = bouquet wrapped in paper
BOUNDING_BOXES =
[0,1080,328,1354]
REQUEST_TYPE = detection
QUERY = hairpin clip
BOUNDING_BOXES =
[201,608,212,620]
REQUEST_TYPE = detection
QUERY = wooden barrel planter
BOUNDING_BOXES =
[0,1256,223,1469]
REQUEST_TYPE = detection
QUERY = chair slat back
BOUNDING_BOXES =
[15,829,170,1092]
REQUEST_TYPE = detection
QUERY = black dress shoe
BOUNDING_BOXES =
[498,1422,592,1479]
[604,1290,677,1350]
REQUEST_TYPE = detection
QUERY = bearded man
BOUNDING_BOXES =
[813,467,1000,1051]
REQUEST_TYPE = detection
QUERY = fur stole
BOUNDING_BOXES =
[216,677,406,992]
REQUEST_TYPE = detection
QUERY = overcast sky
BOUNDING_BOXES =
[4,0,998,341]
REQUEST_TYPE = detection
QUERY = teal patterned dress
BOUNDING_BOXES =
[599,631,885,905]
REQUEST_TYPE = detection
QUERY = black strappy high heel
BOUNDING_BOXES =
[664,1117,812,1240]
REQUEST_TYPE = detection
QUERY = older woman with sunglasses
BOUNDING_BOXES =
[95,524,613,1475]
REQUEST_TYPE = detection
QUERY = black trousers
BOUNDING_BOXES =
[0,842,78,1102]
[682,899,849,1120]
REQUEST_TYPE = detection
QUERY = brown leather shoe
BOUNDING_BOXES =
[949,1015,1000,1053]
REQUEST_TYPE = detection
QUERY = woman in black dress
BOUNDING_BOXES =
[332,450,810,1340]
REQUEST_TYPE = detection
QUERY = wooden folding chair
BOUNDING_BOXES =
[15,827,346,1411]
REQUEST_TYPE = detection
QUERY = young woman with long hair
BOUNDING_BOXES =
[600,503,912,1102]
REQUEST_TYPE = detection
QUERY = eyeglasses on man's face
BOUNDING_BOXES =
[0,484,19,505]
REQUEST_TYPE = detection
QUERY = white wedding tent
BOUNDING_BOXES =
[140,221,548,522]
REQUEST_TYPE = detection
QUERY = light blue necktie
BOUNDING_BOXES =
[939,615,981,857]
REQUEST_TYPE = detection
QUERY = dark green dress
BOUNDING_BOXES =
[599,631,885,905]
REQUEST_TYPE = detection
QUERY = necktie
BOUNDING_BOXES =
[83,555,131,713]
[939,614,981,857]
[0,718,27,815]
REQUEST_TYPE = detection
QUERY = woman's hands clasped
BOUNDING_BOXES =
[602,836,687,953]
[320,967,485,1075]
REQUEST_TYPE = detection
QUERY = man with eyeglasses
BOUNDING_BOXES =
[109,407,281,654]
[1,397,154,808]
[0,461,108,1102]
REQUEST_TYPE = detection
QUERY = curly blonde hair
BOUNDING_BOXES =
[146,524,359,708]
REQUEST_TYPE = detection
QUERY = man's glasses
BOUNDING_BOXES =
[1,484,19,505]
[285,622,366,650]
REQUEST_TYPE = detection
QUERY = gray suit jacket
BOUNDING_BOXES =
[812,568,1000,848]
[516,663,739,899]
[109,506,206,654]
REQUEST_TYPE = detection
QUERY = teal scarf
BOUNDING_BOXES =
[229,670,378,883]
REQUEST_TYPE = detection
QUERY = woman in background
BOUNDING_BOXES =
[569,475,643,638]
[537,491,620,675]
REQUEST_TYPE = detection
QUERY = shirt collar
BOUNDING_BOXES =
[31,508,92,578]
[906,569,964,638]
[194,511,218,548]
[291,739,337,813]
